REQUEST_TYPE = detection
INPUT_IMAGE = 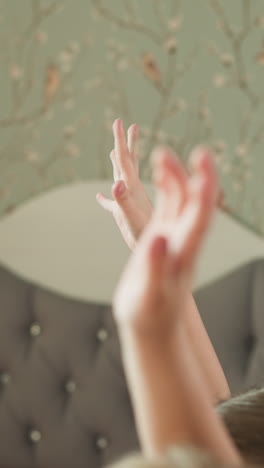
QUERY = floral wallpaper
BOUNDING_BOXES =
[0,0,264,235]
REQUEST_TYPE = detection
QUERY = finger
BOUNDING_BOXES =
[127,124,139,155]
[189,146,218,207]
[153,175,169,223]
[127,123,139,170]
[112,180,148,238]
[168,176,207,277]
[113,118,132,176]
[184,174,215,264]
[96,192,115,213]
[152,149,172,220]
[170,150,217,275]
[151,146,188,219]
[112,180,127,200]
[110,149,121,181]
[159,149,188,215]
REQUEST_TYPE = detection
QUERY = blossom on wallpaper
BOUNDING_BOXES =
[0,0,263,236]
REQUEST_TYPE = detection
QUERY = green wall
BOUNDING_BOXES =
[0,0,264,234]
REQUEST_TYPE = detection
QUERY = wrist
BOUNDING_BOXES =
[117,320,176,351]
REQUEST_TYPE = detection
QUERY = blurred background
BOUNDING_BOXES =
[0,0,263,301]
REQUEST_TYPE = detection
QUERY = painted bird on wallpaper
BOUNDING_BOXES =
[44,63,60,108]
[142,52,162,86]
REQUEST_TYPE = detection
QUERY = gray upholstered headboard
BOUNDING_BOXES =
[0,259,263,467]
[195,259,264,392]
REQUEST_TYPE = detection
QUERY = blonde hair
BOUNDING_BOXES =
[107,445,240,468]
[217,386,264,465]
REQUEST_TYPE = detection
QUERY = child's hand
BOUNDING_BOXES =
[112,146,241,465]
[113,146,217,335]
[96,118,153,250]
[111,146,240,466]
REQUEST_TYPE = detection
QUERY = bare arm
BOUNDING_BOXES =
[119,324,239,464]
[98,119,230,403]
[114,147,239,464]
[184,292,230,402]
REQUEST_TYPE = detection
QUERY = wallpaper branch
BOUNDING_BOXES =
[0,0,263,235]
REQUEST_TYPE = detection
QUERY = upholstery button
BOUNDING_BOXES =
[96,328,108,342]
[0,371,10,385]
[28,429,42,443]
[65,379,76,394]
[29,322,41,337]
[96,436,109,450]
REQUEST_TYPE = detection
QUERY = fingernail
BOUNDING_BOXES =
[189,174,205,194]
[117,181,126,196]
[131,123,139,134]
[150,145,173,167]
[189,146,212,171]
[113,118,121,130]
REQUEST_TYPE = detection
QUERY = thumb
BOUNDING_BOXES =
[112,180,128,202]
[112,180,150,241]
[112,181,143,223]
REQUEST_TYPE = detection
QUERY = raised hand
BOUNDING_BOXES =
[113,145,217,333]
[98,121,229,403]
[96,118,153,250]
[113,146,240,465]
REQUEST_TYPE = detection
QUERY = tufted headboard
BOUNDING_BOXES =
[0,265,138,468]
[0,259,263,468]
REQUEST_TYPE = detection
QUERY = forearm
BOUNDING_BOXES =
[118,323,240,465]
[118,326,191,457]
[171,324,240,465]
[134,225,229,401]
[183,292,230,402]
